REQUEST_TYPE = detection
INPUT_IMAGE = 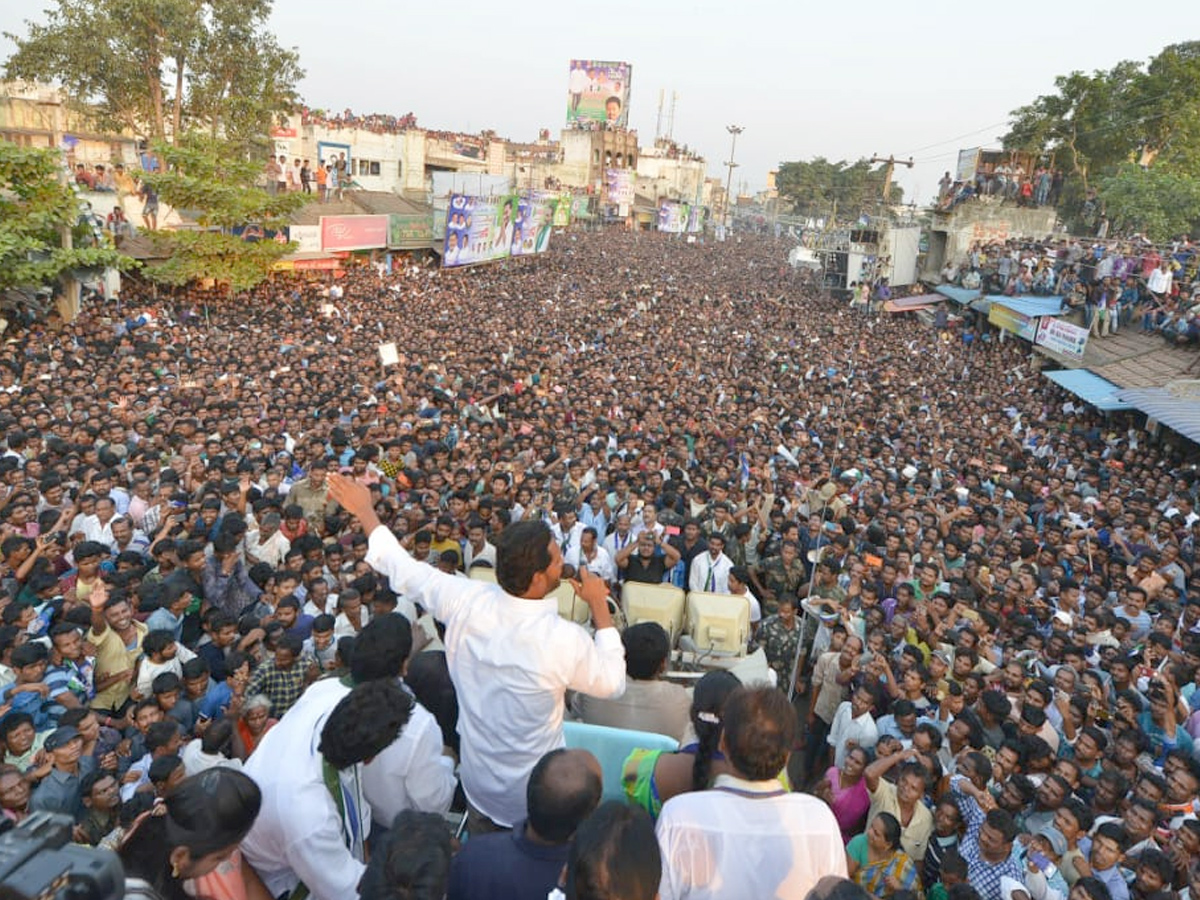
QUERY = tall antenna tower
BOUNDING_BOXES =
[667,91,677,141]
[655,89,665,141]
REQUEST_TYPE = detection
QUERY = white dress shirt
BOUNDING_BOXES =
[656,774,848,900]
[688,551,733,594]
[245,529,291,567]
[549,520,586,568]
[603,529,635,561]
[240,688,370,900]
[580,545,618,584]
[464,540,496,571]
[366,526,626,827]
[827,700,880,768]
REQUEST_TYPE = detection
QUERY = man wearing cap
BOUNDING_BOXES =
[30,725,95,817]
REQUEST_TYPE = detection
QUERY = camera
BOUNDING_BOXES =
[0,811,149,900]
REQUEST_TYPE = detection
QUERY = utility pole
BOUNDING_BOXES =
[39,95,79,321]
[869,153,914,206]
[723,125,743,232]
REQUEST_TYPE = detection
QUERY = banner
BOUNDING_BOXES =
[442,193,519,267]
[388,214,433,248]
[686,205,706,234]
[510,195,553,257]
[988,302,1038,341]
[1035,316,1089,360]
[566,60,632,128]
[605,168,634,208]
[552,194,572,227]
[321,215,388,251]
[657,201,687,234]
[231,224,290,244]
[289,225,321,254]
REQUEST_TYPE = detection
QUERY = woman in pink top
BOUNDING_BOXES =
[815,744,872,843]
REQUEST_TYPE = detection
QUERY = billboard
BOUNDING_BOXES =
[605,168,634,212]
[657,201,687,234]
[988,302,1038,341]
[388,213,432,249]
[1035,316,1089,360]
[552,194,573,227]
[510,195,553,257]
[321,215,388,252]
[442,194,519,267]
[566,60,632,128]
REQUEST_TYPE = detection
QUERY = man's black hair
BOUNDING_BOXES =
[319,680,412,770]
[348,614,413,684]
[495,520,553,597]
[621,622,670,680]
[527,748,603,843]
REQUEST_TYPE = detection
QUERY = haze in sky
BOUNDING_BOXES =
[0,0,1192,203]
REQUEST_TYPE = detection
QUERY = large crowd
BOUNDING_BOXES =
[1,229,1199,900]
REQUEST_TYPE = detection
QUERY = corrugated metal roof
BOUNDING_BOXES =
[1112,385,1200,444]
[1042,369,1127,411]
[934,284,980,305]
[984,296,1067,318]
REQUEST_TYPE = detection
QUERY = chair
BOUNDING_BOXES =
[551,582,590,624]
[563,720,679,803]
[468,566,497,584]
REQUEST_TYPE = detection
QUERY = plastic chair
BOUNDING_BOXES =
[563,720,678,803]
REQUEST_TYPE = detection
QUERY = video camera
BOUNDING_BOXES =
[0,811,156,900]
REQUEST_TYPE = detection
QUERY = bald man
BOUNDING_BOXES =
[447,748,602,900]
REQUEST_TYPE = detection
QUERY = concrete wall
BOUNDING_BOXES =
[922,202,1059,279]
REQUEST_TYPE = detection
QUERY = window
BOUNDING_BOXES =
[397,160,403,179]
[356,159,382,177]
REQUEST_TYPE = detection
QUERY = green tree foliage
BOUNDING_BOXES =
[3,0,302,152]
[1097,164,1200,243]
[140,134,306,291]
[775,157,903,219]
[1002,42,1200,231]
[0,140,133,293]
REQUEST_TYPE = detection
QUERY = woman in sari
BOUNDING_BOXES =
[847,812,919,899]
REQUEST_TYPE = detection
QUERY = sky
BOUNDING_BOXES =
[1,0,1193,204]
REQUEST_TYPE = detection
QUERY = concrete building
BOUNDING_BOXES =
[635,139,708,204]
[0,81,139,165]
[921,200,1059,281]
[558,128,640,191]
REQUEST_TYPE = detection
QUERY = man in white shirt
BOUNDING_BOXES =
[245,512,291,568]
[78,497,119,550]
[241,680,412,900]
[549,503,586,569]
[656,685,847,899]
[631,504,665,543]
[828,685,880,767]
[463,519,496,571]
[330,474,626,834]
[603,513,635,564]
[579,527,617,585]
[689,534,733,594]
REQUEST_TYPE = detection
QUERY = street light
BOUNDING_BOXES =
[723,125,743,231]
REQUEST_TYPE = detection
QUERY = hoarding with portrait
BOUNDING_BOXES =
[566,60,632,128]
[442,194,519,268]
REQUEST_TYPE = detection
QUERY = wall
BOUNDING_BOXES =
[922,202,1059,279]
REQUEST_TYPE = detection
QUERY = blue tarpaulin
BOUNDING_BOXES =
[1112,387,1200,445]
[983,296,1067,318]
[1042,369,1126,412]
[935,284,980,305]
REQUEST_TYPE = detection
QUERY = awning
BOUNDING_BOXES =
[1042,369,1127,412]
[1112,386,1200,445]
[935,284,981,305]
[884,299,935,313]
[982,296,1066,318]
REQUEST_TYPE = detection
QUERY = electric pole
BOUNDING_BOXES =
[723,125,743,230]
[869,154,914,206]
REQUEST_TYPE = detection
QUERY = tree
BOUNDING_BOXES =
[1002,42,1200,227]
[0,139,133,295]
[1097,165,1200,242]
[140,134,306,290]
[775,157,903,219]
[4,0,302,150]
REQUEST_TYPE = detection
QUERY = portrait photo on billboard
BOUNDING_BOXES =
[566,59,631,128]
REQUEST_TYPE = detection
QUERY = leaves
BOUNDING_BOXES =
[4,0,302,146]
[139,134,306,290]
[775,158,903,219]
[0,140,135,293]
[1097,164,1200,243]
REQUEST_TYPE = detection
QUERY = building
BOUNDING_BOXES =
[0,81,139,164]
[558,127,640,192]
[635,139,708,205]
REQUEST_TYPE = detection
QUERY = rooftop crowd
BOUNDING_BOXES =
[0,229,1199,900]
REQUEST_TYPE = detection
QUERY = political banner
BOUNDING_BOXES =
[988,302,1038,341]
[442,193,519,268]
[686,205,705,234]
[511,195,553,257]
[566,60,632,128]
[605,168,634,208]
[1035,316,1089,360]
[658,201,687,234]
[552,194,572,227]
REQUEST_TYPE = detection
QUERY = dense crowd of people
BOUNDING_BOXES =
[1,228,1199,900]
[939,237,1200,344]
